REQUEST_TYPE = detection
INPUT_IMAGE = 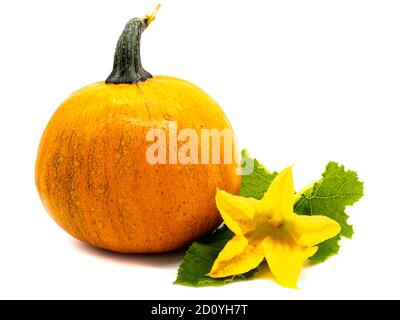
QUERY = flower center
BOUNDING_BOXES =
[267,217,282,228]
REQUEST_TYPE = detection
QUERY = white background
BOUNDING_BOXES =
[0,0,399,299]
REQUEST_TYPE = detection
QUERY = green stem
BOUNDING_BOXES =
[106,17,153,84]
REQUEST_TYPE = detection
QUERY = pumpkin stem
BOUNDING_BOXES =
[106,5,161,84]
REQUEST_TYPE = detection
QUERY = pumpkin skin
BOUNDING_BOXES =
[35,76,241,253]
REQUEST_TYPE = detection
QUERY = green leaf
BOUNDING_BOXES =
[308,235,340,264]
[239,150,278,200]
[174,226,259,287]
[294,162,364,263]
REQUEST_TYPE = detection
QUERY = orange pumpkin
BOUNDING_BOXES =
[35,6,241,253]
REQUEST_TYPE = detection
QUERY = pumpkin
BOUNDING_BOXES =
[35,6,241,253]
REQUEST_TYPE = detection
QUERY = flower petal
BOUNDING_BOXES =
[291,215,341,247]
[261,166,294,219]
[263,237,317,288]
[208,235,264,278]
[216,189,257,235]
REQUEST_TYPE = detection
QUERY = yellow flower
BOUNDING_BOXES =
[208,167,341,288]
